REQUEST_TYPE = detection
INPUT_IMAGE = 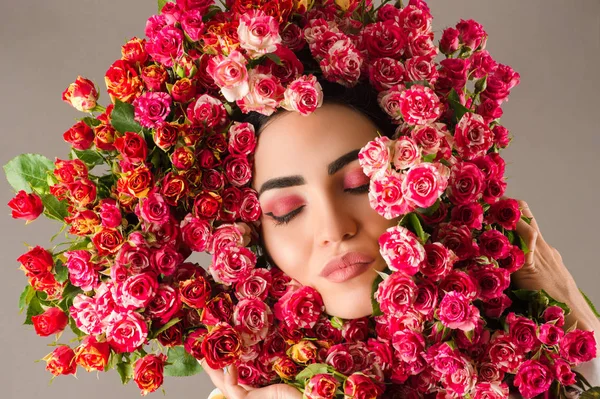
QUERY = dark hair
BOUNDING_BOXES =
[242,77,397,138]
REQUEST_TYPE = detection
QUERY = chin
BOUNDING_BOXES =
[321,281,375,320]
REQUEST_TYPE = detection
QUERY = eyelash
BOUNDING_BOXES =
[265,183,370,226]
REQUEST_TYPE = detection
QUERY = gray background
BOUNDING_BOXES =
[1,1,599,398]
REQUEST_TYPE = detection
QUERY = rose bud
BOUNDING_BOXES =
[62,76,99,112]
[133,353,167,396]
[31,307,69,337]
[8,190,44,222]
[43,345,77,376]
[17,246,53,278]
[74,335,110,372]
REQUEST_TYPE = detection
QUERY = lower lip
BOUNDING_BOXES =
[324,262,373,283]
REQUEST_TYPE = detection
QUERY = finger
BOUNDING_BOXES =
[200,359,227,395]
[516,199,542,236]
[516,216,538,269]
[223,365,248,399]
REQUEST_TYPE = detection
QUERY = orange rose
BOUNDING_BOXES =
[105,59,143,103]
[124,165,154,198]
[62,76,98,112]
[121,37,148,64]
[74,335,110,372]
[92,227,124,256]
[288,340,318,365]
[273,356,300,380]
[133,354,167,396]
[65,210,101,236]
[43,345,77,376]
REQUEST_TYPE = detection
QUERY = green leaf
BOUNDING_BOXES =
[575,370,594,390]
[4,153,55,194]
[39,192,69,222]
[265,53,283,66]
[150,317,181,339]
[158,0,174,13]
[580,387,600,398]
[116,361,134,384]
[24,294,44,325]
[81,117,101,128]
[517,233,531,255]
[54,260,69,283]
[416,199,441,217]
[68,238,92,251]
[106,351,122,372]
[164,346,204,377]
[404,80,431,89]
[474,76,487,94]
[294,363,329,383]
[18,285,35,313]
[72,148,105,169]
[422,153,436,163]
[401,212,430,244]
[111,100,142,134]
[68,318,87,338]
[448,88,470,123]
[330,317,344,330]
[580,289,600,318]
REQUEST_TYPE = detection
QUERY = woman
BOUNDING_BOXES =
[201,81,600,398]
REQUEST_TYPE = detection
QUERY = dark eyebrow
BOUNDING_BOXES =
[258,148,361,196]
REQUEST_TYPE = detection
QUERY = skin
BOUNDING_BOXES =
[203,103,600,398]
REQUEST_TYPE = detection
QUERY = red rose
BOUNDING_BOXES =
[62,76,98,112]
[8,190,43,221]
[133,354,167,396]
[492,125,511,148]
[68,178,97,208]
[201,323,242,369]
[92,227,124,256]
[43,345,77,376]
[514,359,552,399]
[472,264,510,301]
[147,284,182,325]
[506,312,541,353]
[160,172,188,206]
[181,214,212,252]
[223,155,252,187]
[456,19,487,50]
[478,229,511,259]
[17,246,53,278]
[141,64,168,92]
[54,158,88,183]
[420,242,456,282]
[239,187,261,222]
[404,56,438,86]
[153,122,179,150]
[304,373,339,399]
[481,294,512,318]
[114,132,148,164]
[486,198,521,230]
[200,293,234,326]
[436,223,479,261]
[344,373,384,399]
[450,203,484,230]
[121,37,148,64]
[171,78,196,103]
[560,329,597,365]
[194,191,222,219]
[63,121,94,150]
[157,322,183,347]
[31,307,68,337]
[274,286,324,329]
[184,327,208,359]
[368,57,406,92]
[439,27,460,55]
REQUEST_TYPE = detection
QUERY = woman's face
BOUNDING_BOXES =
[252,103,399,319]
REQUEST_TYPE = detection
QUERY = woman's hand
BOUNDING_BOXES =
[201,360,302,399]
[510,198,600,350]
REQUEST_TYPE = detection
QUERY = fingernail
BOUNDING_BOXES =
[223,366,229,374]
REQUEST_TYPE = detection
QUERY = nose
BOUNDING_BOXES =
[313,191,358,247]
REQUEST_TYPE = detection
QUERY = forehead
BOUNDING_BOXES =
[252,103,379,185]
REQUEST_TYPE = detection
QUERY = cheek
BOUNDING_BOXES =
[261,220,310,284]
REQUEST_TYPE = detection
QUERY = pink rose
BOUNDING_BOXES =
[69,294,103,335]
[472,382,509,399]
[320,39,363,87]
[446,161,486,205]
[404,56,438,85]
[378,85,406,121]
[206,51,249,102]
[237,70,284,116]
[469,50,497,79]
[456,19,488,50]
[325,344,355,375]
[305,374,339,399]
[281,74,324,116]
[145,25,184,67]
[223,155,252,187]
[239,188,261,222]
[147,284,181,324]
[379,225,425,275]
[454,112,494,160]
[374,271,417,316]
[399,84,442,126]
[65,250,99,292]
[478,229,511,259]
[514,359,552,399]
[181,214,212,252]
[472,264,510,301]
[436,223,480,261]
[438,291,480,331]
[538,323,564,346]
[237,9,281,57]
[358,136,393,178]
[136,189,170,226]
[98,198,122,228]
[542,305,565,327]
[488,332,524,373]
[114,272,158,310]
[228,122,257,156]
[186,94,228,128]
[410,123,447,155]
[420,242,456,281]
[497,245,525,273]
[368,57,406,91]
[407,34,438,59]
[235,268,271,301]
[273,286,324,329]
[450,203,483,230]
[392,330,425,363]
[209,244,257,286]
[176,0,212,13]
[133,91,171,129]
[554,358,576,386]
[506,312,541,353]
[401,162,449,209]
[439,58,471,90]
[234,297,273,346]
[486,198,521,230]
[439,27,460,55]
[560,329,597,365]
[392,136,421,170]
[180,9,205,41]
[482,294,512,319]
[368,170,412,220]
[8,190,44,221]
[209,223,250,254]
[151,244,183,276]
[144,15,167,40]
[62,76,98,112]
[398,4,432,35]
[492,125,511,148]
[105,310,148,353]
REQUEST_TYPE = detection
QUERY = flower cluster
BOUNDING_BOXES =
[5,0,598,398]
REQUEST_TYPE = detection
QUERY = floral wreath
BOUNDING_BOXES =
[5,0,599,398]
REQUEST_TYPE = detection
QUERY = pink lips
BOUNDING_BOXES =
[319,252,375,283]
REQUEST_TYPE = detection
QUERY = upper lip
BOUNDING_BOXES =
[319,251,375,278]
